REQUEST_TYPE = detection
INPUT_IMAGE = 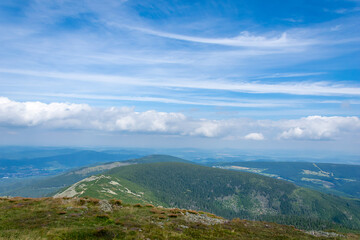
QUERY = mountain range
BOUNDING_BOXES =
[54,156,360,232]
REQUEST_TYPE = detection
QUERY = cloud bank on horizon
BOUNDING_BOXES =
[0,0,359,152]
[1,97,359,142]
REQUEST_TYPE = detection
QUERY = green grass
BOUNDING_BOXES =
[1,197,358,240]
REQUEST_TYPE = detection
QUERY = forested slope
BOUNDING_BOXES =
[56,162,360,231]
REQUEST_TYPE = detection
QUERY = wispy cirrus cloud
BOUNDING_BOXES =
[13,92,290,108]
[125,26,315,48]
[1,68,359,96]
[254,72,327,79]
[330,7,360,14]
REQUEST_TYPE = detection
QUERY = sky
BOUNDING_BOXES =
[0,0,359,154]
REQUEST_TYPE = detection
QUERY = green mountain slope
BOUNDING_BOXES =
[4,155,189,197]
[213,162,360,198]
[3,197,355,240]
[56,162,360,231]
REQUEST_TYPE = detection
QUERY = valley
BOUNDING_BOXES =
[213,162,360,199]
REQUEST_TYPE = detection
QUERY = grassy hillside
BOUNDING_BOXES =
[3,155,189,198]
[56,162,360,232]
[1,197,358,240]
[214,162,360,198]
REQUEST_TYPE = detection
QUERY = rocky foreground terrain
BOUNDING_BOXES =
[1,197,359,239]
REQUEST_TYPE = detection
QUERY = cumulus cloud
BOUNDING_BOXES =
[1,97,359,141]
[0,97,190,134]
[244,133,265,140]
[0,97,91,127]
[279,116,360,140]
[0,97,210,136]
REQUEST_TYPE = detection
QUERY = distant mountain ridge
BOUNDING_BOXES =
[213,161,360,198]
[125,154,192,164]
[0,150,145,179]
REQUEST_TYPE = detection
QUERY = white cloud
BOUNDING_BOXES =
[26,92,290,108]
[0,97,196,135]
[244,133,265,140]
[113,110,186,133]
[189,120,223,138]
[128,27,314,48]
[0,97,91,127]
[1,97,359,141]
[254,72,326,79]
[279,116,360,140]
[333,7,360,14]
[1,68,360,96]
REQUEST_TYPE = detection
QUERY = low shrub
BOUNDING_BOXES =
[77,198,86,206]
[110,199,122,206]
[187,210,198,215]
[96,214,110,220]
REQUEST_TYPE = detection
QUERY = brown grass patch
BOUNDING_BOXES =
[187,210,198,215]
[170,208,182,214]
[157,214,167,219]
[110,199,122,206]
[150,208,165,214]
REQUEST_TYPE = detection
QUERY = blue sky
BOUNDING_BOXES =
[0,0,359,154]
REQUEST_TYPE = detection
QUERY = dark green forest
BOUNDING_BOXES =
[102,162,360,231]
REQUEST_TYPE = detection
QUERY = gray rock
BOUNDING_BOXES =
[184,212,226,225]
[304,230,344,238]
[99,200,113,212]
